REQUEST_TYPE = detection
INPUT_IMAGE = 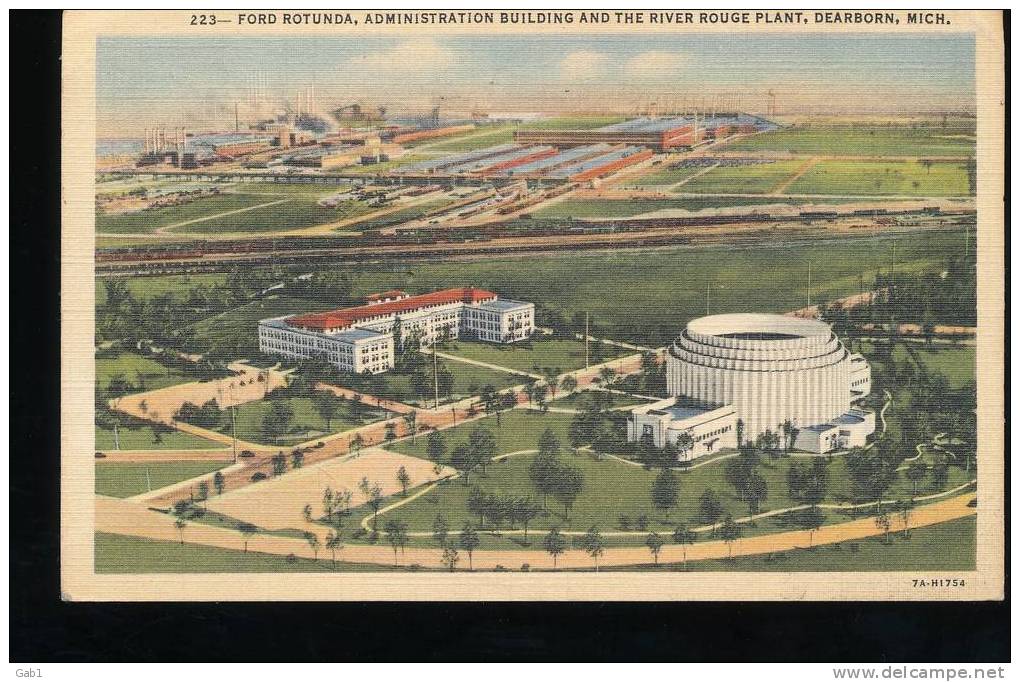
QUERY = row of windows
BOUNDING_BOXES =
[695,424,732,443]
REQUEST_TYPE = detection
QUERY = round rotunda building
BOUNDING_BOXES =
[666,313,868,442]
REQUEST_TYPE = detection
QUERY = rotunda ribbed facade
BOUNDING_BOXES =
[667,313,853,439]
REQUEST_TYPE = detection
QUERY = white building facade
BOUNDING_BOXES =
[258,288,534,374]
[628,313,874,458]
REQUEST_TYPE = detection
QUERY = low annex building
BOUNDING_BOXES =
[258,287,535,374]
[628,313,874,458]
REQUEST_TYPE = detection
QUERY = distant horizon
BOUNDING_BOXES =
[97,33,975,135]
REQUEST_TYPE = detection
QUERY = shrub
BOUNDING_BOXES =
[251,472,267,482]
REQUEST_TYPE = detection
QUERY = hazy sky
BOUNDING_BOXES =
[97,33,975,134]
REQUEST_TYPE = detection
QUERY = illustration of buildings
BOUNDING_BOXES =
[628,313,873,458]
[258,287,534,374]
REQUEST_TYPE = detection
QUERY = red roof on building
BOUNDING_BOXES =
[287,287,497,332]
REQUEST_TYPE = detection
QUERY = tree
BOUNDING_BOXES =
[744,469,768,517]
[271,452,287,477]
[384,519,409,565]
[403,411,418,444]
[553,465,584,517]
[325,529,344,569]
[237,522,259,553]
[303,504,313,524]
[800,505,826,547]
[672,524,696,569]
[291,449,304,469]
[645,531,665,565]
[543,528,567,568]
[735,419,745,449]
[896,500,914,538]
[528,451,560,509]
[261,401,294,441]
[174,517,188,544]
[384,421,397,444]
[468,427,497,473]
[426,430,447,467]
[698,489,724,526]
[367,485,384,531]
[396,465,411,497]
[581,526,606,572]
[875,512,893,544]
[197,480,210,505]
[437,365,455,399]
[905,460,928,497]
[432,514,450,547]
[213,471,225,496]
[305,532,320,561]
[441,547,460,572]
[517,497,540,540]
[651,469,680,516]
[719,515,741,559]
[560,375,578,395]
[312,391,342,431]
[459,523,480,570]
[450,444,475,481]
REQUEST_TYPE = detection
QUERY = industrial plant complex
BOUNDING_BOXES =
[628,314,874,457]
[258,287,535,374]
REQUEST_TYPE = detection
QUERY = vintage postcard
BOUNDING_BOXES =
[61,9,1005,601]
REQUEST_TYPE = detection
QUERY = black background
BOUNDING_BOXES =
[10,9,1009,663]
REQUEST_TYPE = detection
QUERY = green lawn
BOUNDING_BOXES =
[716,126,976,157]
[619,516,976,572]
[681,161,805,194]
[170,197,375,234]
[625,165,708,187]
[427,128,515,152]
[96,194,273,234]
[183,295,337,355]
[96,425,224,452]
[788,161,971,196]
[95,461,230,498]
[96,351,191,392]
[94,532,412,573]
[219,395,388,446]
[96,274,227,304]
[439,338,625,374]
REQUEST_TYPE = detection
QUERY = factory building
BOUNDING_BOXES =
[515,114,778,151]
[628,313,874,457]
[258,288,535,374]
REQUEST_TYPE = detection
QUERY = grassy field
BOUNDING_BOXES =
[788,161,971,196]
[681,161,805,194]
[626,165,709,188]
[621,516,976,572]
[95,461,230,498]
[94,532,411,572]
[96,351,190,392]
[96,273,227,304]
[96,425,224,451]
[439,338,625,374]
[717,126,977,157]
[170,196,374,234]
[314,231,967,347]
[183,295,336,354]
[373,391,973,538]
[96,194,271,234]
[220,395,388,446]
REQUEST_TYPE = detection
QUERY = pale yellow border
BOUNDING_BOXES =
[60,10,1005,601]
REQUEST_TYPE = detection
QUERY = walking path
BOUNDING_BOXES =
[669,162,721,189]
[772,157,821,195]
[314,382,418,415]
[156,198,292,235]
[95,491,977,570]
[430,349,541,379]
